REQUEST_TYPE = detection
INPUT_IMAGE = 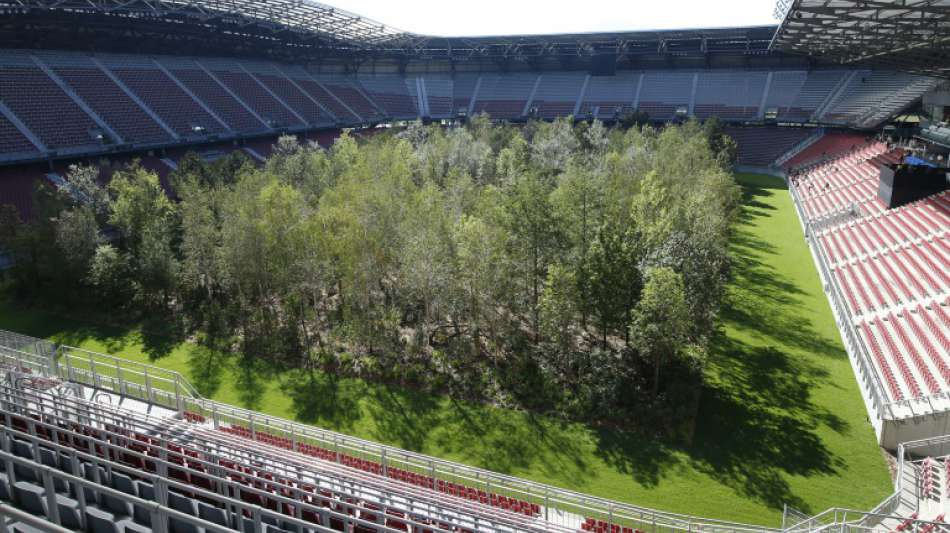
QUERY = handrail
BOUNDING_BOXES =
[0,331,781,533]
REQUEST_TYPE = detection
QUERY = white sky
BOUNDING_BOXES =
[327,0,779,37]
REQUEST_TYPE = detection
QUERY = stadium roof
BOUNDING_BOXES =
[0,0,413,49]
[771,0,950,77]
[0,0,778,61]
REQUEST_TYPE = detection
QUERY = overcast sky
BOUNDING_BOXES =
[326,0,779,36]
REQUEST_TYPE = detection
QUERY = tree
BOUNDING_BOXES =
[59,165,110,220]
[54,206,99,287]
[630,267,694,399]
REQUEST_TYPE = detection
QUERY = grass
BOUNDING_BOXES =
[0,173,892,526]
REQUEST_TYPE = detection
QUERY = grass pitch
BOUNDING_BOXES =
[0,173,892,525]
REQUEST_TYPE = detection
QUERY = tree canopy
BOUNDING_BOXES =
[0,117,740,431]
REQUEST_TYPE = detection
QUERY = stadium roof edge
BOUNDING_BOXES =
[770,0,950,78]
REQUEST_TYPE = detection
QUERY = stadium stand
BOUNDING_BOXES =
[0,115,40,161]
[783,70,847,122]
[783,131,869,170]
[473,74,539,119]
[358,76,419,119]
[420,77,452,118]
[637,71,695,120]
[36,53,173,146]
[789,141,950,419]
[693,71,768,120]
[451,75,480,116]
[579,73,640,120]
[821,71,939,128]
[320,78,383,121]
[244,62,333,127]
[0,334,776,533]
[761,71,808,120]
[198,59,306,129]
[158,57,269,134]
[281,67,359,123]
[102,56,228,139]
[528,73,587,119]
[726,126,815,167]
[0,52,104,153]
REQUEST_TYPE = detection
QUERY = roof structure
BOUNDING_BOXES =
[771,0,950,77]
[0,0,413,49]
[0,1,778,62]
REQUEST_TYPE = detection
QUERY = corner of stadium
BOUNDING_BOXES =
[0,1,948,532]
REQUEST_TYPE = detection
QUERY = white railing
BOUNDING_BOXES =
[0,330,779,533]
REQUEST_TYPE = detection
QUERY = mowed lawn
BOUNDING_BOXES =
[0,173,892,526]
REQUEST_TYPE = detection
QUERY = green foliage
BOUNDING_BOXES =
[1,120,739,426]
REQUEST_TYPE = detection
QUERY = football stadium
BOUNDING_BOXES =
[0,0,948,531]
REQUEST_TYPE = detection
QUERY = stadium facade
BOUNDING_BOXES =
[0,0,949,531]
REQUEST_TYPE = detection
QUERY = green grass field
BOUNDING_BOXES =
[0,173,892,526]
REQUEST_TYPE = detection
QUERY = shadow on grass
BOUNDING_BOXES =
[186,344,231,398]
[284,370,364,434]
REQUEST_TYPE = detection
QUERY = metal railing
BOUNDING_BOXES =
[0,331,779,533]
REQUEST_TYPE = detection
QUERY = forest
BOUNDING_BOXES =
[0,117,741,435]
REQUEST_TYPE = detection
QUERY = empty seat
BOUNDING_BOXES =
[167,490,201,533]
[12,481,44,515]
[110,472,136,496]
[197,501,228,526]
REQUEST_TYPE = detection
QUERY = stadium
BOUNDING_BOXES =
[0,0,948,531]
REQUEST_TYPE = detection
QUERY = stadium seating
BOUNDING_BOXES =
[358,76,419,118]
[282,67,360,123]
[199,59,305,129]
[472,74,538,119]
[821,71,938,128]
[104,56,227,138]
[529,73,586,119]
[421,76,454,118]
[320,78,383,121]
[34,52,173,146]
[159,57,268,134]
[784,71,845,121]
[726,126,815,167]
[451,75,480,116]
[0,382,572,533]
[693,71,768,120]
[245,62,332,126]
[0,53,103,152]
[637,71,694,120]
[0,115,39,160]
[761,70,808,120]
[791,142,950,409]
[578,73,639,120]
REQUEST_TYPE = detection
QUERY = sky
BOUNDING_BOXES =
[326,0,779,37]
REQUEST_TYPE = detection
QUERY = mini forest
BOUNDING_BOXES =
[1,117,741,437]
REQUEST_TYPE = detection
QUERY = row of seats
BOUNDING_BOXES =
[580,517,644,533]
[0,381,568,533]
[216,424,542,518]
[791,143,950,408]
[818,192,950,267]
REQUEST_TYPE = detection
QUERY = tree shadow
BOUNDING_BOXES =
[594,173,852,515]
[232,354,270,411]
[433,398,591,484]
[185,343,230,398]
[283,369,364,434]
[137,315,187,362]
[365,386,442,452]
